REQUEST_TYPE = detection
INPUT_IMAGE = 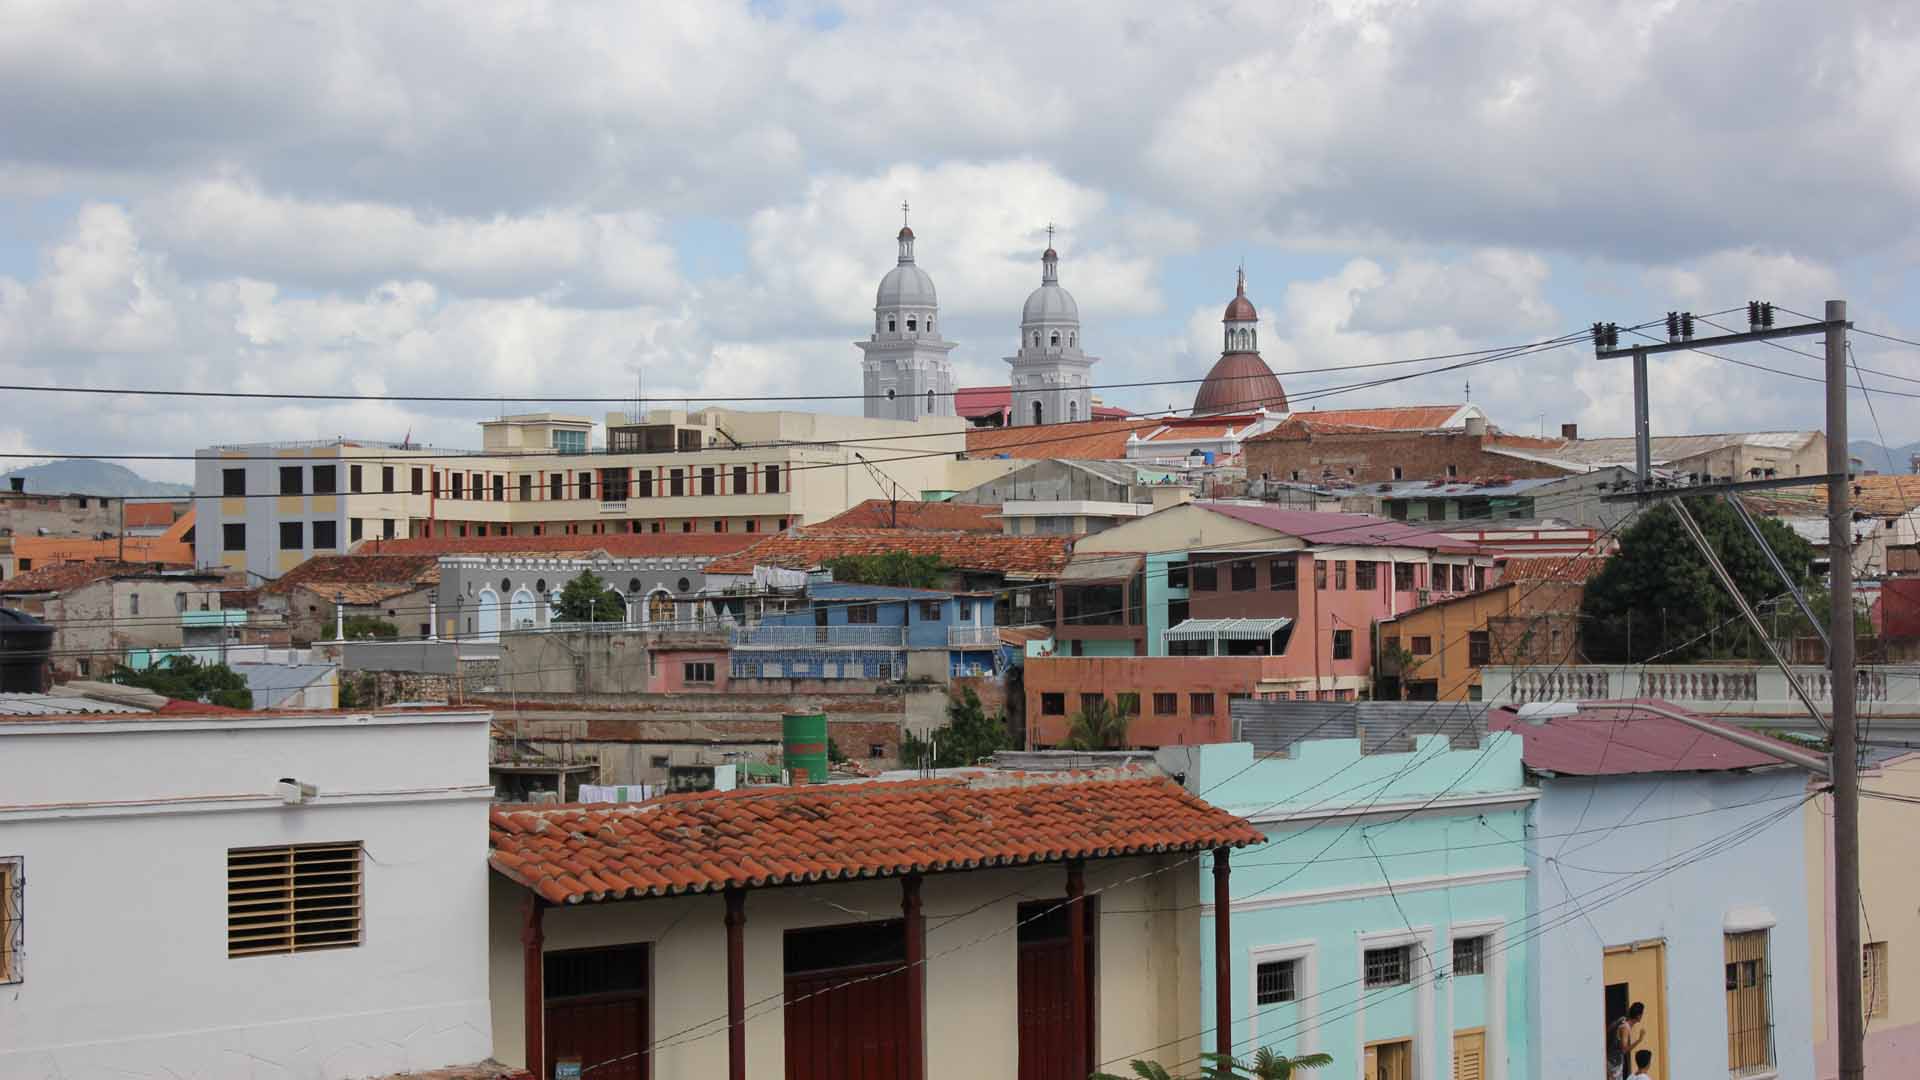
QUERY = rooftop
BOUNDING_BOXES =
[488,771,1262,904]
[1743,473,1920,519]
[1494,554,1610,583]
[1196,502,1484,553]
[356,533,758,559]
[1486,699,1807,775]
[0,559,202,595]
[704,527,1074,579]
[261,553,441,596]
[954,385,1131,422]
[819,498,1004,532]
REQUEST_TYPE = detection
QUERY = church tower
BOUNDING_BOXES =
[1006,236,1097,426]
[857,211,957,421]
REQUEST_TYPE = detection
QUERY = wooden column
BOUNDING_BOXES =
[1067,859,1088,1080]
[903,874,927,1080]
[725,887,747,1080]
[1213,847,1233,1065]
[522,895,545,1080]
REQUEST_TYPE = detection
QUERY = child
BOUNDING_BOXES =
[1630,1049,1654,1078]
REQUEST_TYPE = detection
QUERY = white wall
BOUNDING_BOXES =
[0,711,498,1079]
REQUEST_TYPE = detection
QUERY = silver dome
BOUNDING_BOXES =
[876,262,938,310]
[1022,282,1079,325]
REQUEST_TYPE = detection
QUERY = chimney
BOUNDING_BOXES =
[1463,416,1488,437]
[1561,423,1579,440]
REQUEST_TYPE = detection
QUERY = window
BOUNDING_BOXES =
[1268,558,1297,591]
[312,520,338,549]
[918,600,943,620]
[1167,561,1189,589]
[733,465,748,493]
[1153,692,1178,715]
[492,475,504,502]
[1080,693,1104,716]
[1314,561,1328,590]
[312,465,337,494]
[227,842,363,957]
[1041,693,1066,716]
[223,523,246,551]
[0,857,20,983]
[410,467,424,495]
[1468,631,1490,668]
[1256,958,1297,1005]
[451,473,464,499]
[278,466,303,495]
[279,522,303,550]
[129,592,140,615]
[1230,559,1256,591]
[650,755,670,769]
[1451,564,1468,592]
[223,468,247,497]
[869,743,886,759]
[1332,629,1353,660]
[601,468,629,502]
[1452,935,1486,976]
[350,518,363,542]
[766,464,782,494]
[1866,941,1890,1018]
[553,429,587,454]
[670,469,685,497]
[700,467,716,496]
[1364,945,1411,987]
[1725,930,1773,1072]
[683,662,716,684]
[1192,562,1218,591]
[1356,561,1378,590]
[1334,561,1348,590]
[382,465,395,493]
[846,604,877,624]
[1411,635,1432,655]
[1191,692,1215,716]
[637,470,654,498]
[1391,466,1404,480]
[431,472,441,498]
[383,518,395,539]
[550,474,563,501]
[576,471,592,499]
[1395,563,1416,590]
[344,464,361,493]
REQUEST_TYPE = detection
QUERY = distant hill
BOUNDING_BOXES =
[0,459,192,497]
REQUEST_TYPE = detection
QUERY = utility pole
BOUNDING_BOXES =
[1826,299,1864,1080]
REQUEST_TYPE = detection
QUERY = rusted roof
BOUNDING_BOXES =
[261,554,441,596]
[704,527,1074,578]
[0,560,194,595]
[356,533,757,558]
[1495,555,1610,583]
[1488,699,1806,775]
[820,499,1004,532]
[1198,503,1484,553]
[291,581,431,605]
[1744,474,1920,519]
[488,772,1263,904]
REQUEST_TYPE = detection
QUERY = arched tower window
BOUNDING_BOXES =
[1069,399,1079,421]
[1032,400,1044,425]
[1069,333,1076,346]
[926,389,935,412]
[1249,329,1256,350]
[1050,332,1060,347]
[888,318,897,332]
[1033,332,1040,346]
[907,316,917,331]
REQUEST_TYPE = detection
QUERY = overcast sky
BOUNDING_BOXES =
[4,0,1920,483]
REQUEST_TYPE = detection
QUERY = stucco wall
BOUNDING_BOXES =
[488,856,1200,1078]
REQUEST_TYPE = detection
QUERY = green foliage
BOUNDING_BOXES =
[901,687,1013,767]
[1065,692,1135,750]
[1581,498,1816,663]
[338,677,362,709]
[1093,1048,1334,1080]
[556,570,627,623]
[821,552,947,588]
[827,736,848,764]
[113,656,253,709]
[342,615,398,640]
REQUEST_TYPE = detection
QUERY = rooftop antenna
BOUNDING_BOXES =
[1465,378,1471,403]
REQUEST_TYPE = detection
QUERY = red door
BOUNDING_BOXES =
[1017,898,1097,1080]
[545,944,649,1080]
[784,960,911,1080]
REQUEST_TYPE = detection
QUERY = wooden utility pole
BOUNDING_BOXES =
[1826,299,1864,1080]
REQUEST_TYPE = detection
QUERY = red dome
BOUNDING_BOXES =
[1193,352,1287,416]
[1223,266,1257,322]
[898,225,915,239]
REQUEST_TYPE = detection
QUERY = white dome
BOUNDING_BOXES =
[877,262,937,310]
[1022,282,1079,325]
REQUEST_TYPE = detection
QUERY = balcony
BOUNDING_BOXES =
[949,625,1000,647]
[600,501,628,514]
[731,624,907,648]
[1481,663,1916,725]
[180,609,247,629]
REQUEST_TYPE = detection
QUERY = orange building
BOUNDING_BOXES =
[9,510,196,575]
[1377,555,1602,701]
[1024,654,1324,747]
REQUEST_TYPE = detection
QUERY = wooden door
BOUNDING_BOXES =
[1362,1038,1412,1080]
[544,944,649,1080]
[1016,899,1097,1080]
[1453,1028,1486,1080]
[1603,940,1668,1080]
[784,961,909,1080]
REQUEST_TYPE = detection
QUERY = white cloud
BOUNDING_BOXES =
[0,204,178,354]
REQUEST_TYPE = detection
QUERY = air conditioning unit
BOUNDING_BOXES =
[276,778,319,805]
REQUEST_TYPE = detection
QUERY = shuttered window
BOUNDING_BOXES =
[1,858,21,984]
[1724,930,1773,1073]
[228,842,363,958]
[1452,1029,1485,1080]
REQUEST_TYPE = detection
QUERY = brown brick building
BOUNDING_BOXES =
[1244,417,1574,486]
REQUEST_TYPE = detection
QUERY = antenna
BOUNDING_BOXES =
[901,200,910,227]
[1047,221,1055,247]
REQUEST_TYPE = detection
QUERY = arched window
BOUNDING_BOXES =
[1050,332,1060,347]
[1032,401,1044,425]
[888,318,897,332]
[1069,333,1076,346]
[1069,399,1078,421]
[1249,329,1256,350]
[926,389,935,412]
[907,316,917,331]
[629,578,642,594]
[927,317,934,331]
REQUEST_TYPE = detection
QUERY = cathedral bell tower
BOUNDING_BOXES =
[857,205,957,421]
[1006,229,1097,426]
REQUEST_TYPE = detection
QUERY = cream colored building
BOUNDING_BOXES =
[196,408,969,582]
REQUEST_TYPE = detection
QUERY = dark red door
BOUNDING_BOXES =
[1017,898,1097,1080]
[545,944,650,1080]
[784,920,910,1080]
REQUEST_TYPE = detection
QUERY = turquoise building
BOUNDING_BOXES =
[1174,734,1533,1080]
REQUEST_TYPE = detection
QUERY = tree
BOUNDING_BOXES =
[821,552,947,588]
[1581,497,1816,663]
[1094,1048,1334,1080]
[113,656,253,709]
[900,687,1012,767]
[556,570,627,623]
[342,615,398,640]
[1065,692,1135,750]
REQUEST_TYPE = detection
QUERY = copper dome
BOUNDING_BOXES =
[1223,266,1257,322]
[1192,352,1288,416]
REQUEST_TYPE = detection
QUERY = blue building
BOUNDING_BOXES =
[1170,727,1534,1080]
[737,582,1001,681]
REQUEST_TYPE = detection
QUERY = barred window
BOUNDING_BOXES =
[228,842,363,958]
[1364,945,1411,987]
[1453,935,1486,976]
[1,857,21,984]
[1724,929,1773,1072]
[1256,958,1297,1005]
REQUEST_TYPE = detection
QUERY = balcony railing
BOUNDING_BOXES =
[731,624,907,647]
[948,625,1000,647]
[1483,663,1910,713]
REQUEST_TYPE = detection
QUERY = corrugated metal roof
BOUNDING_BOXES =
[1232,700,1489,756]
[0,693,151,716]
[1486,698,1800,775]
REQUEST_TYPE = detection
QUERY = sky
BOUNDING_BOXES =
[4,0,1920,484]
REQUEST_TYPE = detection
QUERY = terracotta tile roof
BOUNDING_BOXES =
[0,559,193,595]
[261,553,441,596]
[1246,405,1473,442]
[488,772,1263,904]
[965,418,1159,460]
[820,499,1004,532]
[1495,555,1610,583]
[122,502,180,528]
[955,385,1131,422]
[1743,474,1920,519]
[357,533,757,558]
[704,527,1074,578]
[1488,699,1808,775]
[292,580,430,605]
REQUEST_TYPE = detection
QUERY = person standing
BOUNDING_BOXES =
[1608,1002,1646,1079]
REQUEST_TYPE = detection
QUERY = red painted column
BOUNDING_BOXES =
[1213,847,1233,1065]
[725,887,747,1080]
[522,895,545,1079]
[903,874,927,1080]
[1067,860,1088,1080]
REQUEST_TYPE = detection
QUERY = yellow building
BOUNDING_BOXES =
[1378,558,1596,700]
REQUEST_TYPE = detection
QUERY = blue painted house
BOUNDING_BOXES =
[1170,730,1534,1080]
[737,582,1001,681]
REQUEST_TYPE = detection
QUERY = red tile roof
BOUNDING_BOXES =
[955,386,1129,422]
[1197,503,1484,553]
[704,527,1074,578]
[966,418,1160,460]
[819,499,1004,532]
[1487,699,1806,775]
[488,772,1263,904]
[1495,555,1609,583]
[0,560,194,595]
[357,533,757,558]
[262,553,441,596]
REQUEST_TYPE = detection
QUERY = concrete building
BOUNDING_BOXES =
[485,769,1261,1079]
[0,561,231,680]
[1489,701,1818,1080]
[256,552,443,645]
[746,581,1003,684]
[436,545,742,643]
[8,508,198,573]
[0,487,127,538]
[1173,735,1534,1080]
[948,458,1196,536]
[1378,555,1602,702]
[0,704,496,1077]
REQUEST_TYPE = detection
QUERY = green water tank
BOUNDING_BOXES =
[783,712,830,784]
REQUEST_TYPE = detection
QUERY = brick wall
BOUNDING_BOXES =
[1245,430,1572,485]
